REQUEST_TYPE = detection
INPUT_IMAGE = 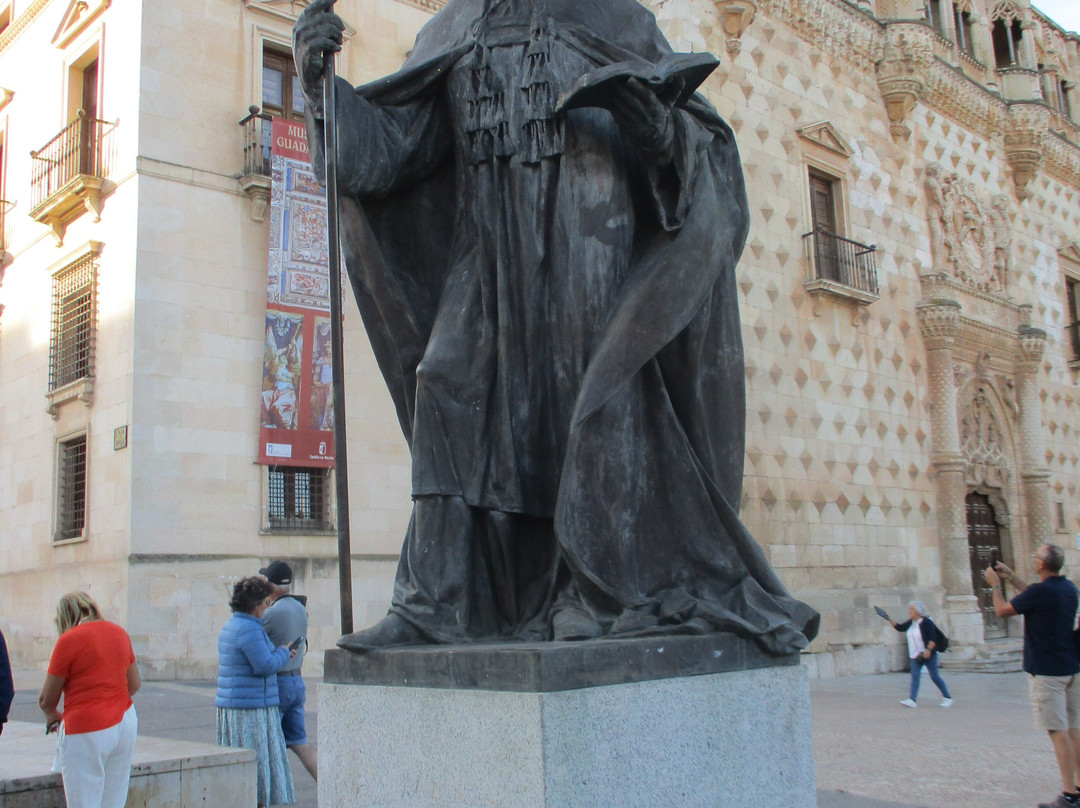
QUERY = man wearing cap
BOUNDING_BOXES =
[259,560,318,781]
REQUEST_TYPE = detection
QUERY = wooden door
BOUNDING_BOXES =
[966,492,1008,639]
[79,59,99,175]
[809,170,840,281]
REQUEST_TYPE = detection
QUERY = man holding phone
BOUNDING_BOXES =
[985,545,1080,808]
[259,560,318,781]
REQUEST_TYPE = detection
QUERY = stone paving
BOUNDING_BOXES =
[2,666,1067,807]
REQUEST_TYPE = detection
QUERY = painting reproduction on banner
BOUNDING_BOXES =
[259,117,334,467]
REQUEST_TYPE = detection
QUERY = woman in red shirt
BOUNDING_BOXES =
[38,591,141,808]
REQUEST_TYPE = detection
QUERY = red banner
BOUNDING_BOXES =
[258,117,334,467]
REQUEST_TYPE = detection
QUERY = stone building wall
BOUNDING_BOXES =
[0,0,1077,678]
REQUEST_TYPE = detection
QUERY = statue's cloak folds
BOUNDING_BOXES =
[309,0,819,653]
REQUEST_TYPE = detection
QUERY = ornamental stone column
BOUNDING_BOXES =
[917,299,982,646]
[1016,325,1051,562]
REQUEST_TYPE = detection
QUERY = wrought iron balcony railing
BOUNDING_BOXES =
[240,105,274,178]
[30,111,117,211]
[802,227,879,299]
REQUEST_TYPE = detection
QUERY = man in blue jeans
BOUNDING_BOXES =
[986,544,1080,808]
[260,560,318,781]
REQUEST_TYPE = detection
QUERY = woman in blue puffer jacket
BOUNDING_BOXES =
[216,576,296,806]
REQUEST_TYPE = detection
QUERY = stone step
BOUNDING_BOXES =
[940,639,1024,674]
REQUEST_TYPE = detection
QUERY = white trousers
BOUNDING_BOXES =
[52,704,138,808]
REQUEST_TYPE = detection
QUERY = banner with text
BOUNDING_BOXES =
[258,117,335,467]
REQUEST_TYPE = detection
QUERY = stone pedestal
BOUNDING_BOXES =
[319,636,815,808]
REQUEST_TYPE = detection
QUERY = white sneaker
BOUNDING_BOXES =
[900,699,917,708]
[941,698,953,707]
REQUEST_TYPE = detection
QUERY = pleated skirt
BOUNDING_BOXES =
[216,706,295,806]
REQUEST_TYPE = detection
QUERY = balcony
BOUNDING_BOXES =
[802,227,879,305]
[239,105,273,221]
[29,111,117,245]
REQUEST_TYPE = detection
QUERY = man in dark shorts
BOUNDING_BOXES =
[259,560,317,781]
[986,544,1080,808]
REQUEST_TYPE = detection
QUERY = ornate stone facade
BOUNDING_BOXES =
[698,0,1080,675]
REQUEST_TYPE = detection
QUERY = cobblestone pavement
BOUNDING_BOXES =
[4,667,1063,807]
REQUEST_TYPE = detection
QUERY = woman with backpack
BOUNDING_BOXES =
[891,601,953,708]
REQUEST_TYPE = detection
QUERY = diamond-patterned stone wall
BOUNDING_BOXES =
[656,2,1080,675]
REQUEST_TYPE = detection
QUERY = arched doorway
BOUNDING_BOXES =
[966,492,1007,639]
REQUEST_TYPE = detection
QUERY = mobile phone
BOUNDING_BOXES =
[288,636,304,651]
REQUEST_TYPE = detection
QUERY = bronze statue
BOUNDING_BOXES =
[293,0,818,653]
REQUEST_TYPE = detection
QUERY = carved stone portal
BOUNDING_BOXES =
[923,164,1012,292]
[959,376,1011,492]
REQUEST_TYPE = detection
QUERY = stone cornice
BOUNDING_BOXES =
[398,0,446,12]
[1044,128,1080,189]
[919,272,1025,326]
[921,55,1007,136]
[954,318,1026,360]
[0,0,50,55]
[756,0,882,73]
[243,0,305,24]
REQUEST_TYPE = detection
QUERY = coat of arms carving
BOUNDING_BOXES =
[924,163,1011,292]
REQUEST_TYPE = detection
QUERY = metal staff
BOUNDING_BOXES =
[322,23,354,636]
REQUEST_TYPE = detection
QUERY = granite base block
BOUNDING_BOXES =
[319,663,815,808]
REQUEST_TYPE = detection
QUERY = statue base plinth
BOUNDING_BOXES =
[318,637,815,808]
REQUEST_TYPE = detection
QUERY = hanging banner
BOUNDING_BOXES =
[258,117,335,467]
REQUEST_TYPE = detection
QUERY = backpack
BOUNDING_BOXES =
[936,626,950,653]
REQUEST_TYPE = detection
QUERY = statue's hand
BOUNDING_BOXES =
[293,0,345,117]
[608,77,681,164]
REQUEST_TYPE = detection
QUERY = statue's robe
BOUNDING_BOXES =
[306,0,819,653]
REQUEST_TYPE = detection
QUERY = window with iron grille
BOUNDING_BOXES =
[49,255,96,390]
[56,434,87,542]
[268,466,331,531]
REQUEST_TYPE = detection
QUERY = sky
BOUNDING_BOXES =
[1030,0,1080,34]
